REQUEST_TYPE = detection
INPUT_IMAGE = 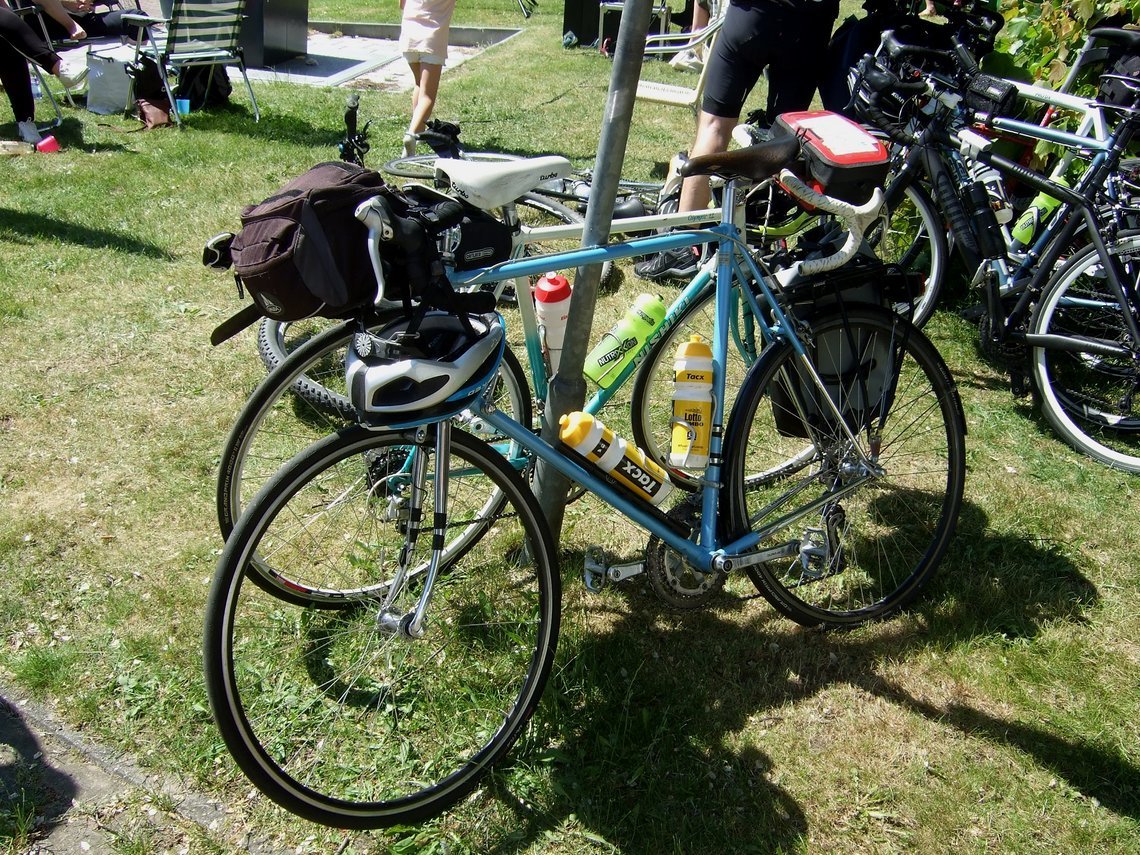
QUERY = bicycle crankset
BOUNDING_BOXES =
[645,498,726,610]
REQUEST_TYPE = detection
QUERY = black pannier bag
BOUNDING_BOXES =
[767,255,911,438]
[229,161,388,321]
[398,183,514,272]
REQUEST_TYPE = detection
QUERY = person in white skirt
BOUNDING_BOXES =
[399,0,456,156]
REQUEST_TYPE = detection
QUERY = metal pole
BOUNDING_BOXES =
[533,0,654,535]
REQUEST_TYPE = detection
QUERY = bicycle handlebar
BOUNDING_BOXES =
[776,170,886,278]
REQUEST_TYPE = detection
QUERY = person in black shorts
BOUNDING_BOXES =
[636,0,840,281]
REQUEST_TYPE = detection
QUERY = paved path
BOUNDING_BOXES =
[1,683,232,853]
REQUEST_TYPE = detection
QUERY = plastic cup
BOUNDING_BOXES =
[35,135,61,153]
[175,98,191,117]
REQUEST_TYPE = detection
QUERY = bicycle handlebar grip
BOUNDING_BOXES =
[778,170,885,277]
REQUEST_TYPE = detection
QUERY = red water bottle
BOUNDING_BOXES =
[534,273,572,375]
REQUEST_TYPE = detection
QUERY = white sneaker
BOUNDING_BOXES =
[402,132,416,157]
[669,49,703,74]
[17,121,42,144]
[57,64,88,91]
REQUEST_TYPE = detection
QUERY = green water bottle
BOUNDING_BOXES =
[584,293,667,388]
[1011,177,1068,250]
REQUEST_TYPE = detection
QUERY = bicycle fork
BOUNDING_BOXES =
[375,423,452,639]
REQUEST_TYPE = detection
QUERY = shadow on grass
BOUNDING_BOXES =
[0,695,78,845]
[0,208,171,260]
[870,681,1140,820]
[476,496,1102,852]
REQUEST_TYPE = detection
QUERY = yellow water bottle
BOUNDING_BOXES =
[558,411,674,506]
[669,335,714,469]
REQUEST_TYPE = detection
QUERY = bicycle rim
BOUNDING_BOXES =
[1030,233,1140,472]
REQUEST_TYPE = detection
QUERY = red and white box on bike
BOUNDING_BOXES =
[773,110,890,204]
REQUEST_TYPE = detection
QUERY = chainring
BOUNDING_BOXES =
[645,499,726,610]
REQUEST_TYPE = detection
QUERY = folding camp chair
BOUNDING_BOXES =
[9,0,78,110]
[122,0,259,126]
[635,0,724,112]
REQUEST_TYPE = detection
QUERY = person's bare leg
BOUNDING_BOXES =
[678,111,737,213]
[32,0,85,39]
[408,61,443,136]
[692,1,709,32]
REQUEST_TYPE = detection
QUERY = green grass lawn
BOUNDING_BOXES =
[1,1,1139,853]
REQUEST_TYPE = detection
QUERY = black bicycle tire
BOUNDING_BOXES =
[629,286,767,491]
[1029,230,1140,472]
[257,317,355,415]
[513,192,614,286]
[722,306,966,627]
[204,425,560,828]
[875,181,947,328]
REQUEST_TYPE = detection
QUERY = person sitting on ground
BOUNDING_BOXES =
[399,0,457,157]
[0,2,86,142]
[635,0,840,282]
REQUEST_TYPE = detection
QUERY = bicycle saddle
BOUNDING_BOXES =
[435,155,572,211]
[680,135,801,183]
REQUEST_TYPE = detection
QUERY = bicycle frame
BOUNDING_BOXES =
[435,179,880,574]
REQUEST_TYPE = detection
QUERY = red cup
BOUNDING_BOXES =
[35,136,61,153]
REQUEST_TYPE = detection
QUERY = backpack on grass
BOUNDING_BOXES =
[177,65,233,110]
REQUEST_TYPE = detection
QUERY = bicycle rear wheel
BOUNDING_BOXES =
[723,307,966,627]
[204,426,560,828]
[1029,231,1140,472]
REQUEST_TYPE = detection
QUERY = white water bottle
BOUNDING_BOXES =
[559,411,674,506]
[534,272,571,375]
[669,335,714,468]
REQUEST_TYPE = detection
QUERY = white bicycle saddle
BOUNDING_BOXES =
[435,155,571,211]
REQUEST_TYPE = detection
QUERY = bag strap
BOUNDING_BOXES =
[211,303,263,346]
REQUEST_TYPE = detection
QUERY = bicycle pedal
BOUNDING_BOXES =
[1009,370,1031,398]
[583,547,607,593]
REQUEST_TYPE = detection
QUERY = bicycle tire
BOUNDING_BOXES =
[217,319,534,593]
[1029,230,1140,472]
[873,182,947,328]
[381,150,523,181]
[722,306,966,627]
[513,192,613,286]
[630,285,766,490]
[256,317,356,415]
[204,426,560,828]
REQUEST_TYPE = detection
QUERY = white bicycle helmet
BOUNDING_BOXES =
[346,311,504,425]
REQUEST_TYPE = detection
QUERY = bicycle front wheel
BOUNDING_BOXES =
[1029,231,1140,472]
[723,307,966,627]
[204,426,560,828]
[630,284,763,489]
